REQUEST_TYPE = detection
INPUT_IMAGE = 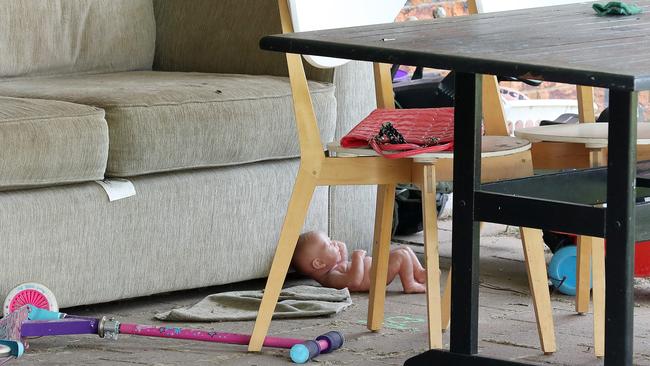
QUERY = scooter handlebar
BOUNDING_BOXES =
[290,331,344,363]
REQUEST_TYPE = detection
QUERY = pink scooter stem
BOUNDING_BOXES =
[119,323,303,349]
[26,308,344,363]
[119,323,340,364]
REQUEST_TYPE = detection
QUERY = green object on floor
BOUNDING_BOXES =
[593,2,642,16]
[155,285,352,322]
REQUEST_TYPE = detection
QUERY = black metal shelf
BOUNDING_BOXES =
[476,164,650,241]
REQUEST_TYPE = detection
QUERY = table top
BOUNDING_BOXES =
[261,1,650,91]
[514,122,650,148]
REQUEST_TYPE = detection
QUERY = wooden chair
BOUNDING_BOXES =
[249,0,556,354]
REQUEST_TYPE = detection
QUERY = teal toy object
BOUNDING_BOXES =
[548,245,593,296]
[0,340,23,358]
[593,1,642,16]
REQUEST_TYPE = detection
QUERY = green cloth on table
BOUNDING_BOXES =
[593,2,642,16]
[155,285,352,322]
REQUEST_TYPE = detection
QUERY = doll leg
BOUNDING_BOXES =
[397,246,427,284]
[387,249,426,293]
[394,246,427,283]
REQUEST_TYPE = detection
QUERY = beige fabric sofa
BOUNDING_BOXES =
[0,0,377,307]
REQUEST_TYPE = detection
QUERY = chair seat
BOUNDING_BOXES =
[515,123,650,149]
[328,135,531,162]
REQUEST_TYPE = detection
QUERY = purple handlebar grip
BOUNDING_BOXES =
[316,331,344,353]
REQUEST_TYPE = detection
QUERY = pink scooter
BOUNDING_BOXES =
[1,284,343,364]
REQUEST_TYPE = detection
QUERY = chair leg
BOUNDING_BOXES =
[419,164,443,349]
[248,170,317,352]
[368,183,396,331]
[441,265,452,332]
[576,236,593,314]
[439,225,555,354]
[520,227,557,354]
[591,236,605,358]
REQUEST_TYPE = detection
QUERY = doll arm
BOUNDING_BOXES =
[323,250,366,289]
[337,240,349,261]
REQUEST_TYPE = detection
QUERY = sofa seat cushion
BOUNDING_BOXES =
[0,97,108,190]
[0,71,337,177]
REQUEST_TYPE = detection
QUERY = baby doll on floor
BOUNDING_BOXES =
[292,230,427,293]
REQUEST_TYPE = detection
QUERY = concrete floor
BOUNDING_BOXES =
[8,220,650,365]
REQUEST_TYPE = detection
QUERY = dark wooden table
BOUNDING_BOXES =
[260,2,650,365]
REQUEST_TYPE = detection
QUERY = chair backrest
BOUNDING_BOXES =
[288,0,405,68]
[287,0,517,136]
[475,0,587,13]
[278,0,403,160]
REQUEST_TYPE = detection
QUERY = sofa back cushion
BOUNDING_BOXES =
[0,0,155,78]
[152,0,331,83]
[153,0,285,76]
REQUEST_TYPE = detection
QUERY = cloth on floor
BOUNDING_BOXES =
[154,285,352,322]
[593,2,642,15]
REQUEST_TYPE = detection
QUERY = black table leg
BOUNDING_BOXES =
[450,72,482,355]
[406,73,538,365]
[605,90,637,366]
[405,77,640,366]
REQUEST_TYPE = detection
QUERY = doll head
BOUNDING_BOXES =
[292,231,344,277]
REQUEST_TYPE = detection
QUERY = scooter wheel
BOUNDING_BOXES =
[3,283,58,317]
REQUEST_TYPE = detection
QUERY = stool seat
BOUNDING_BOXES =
[515,123,650,149]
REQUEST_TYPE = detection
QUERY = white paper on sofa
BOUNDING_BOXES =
[95,179,136,202]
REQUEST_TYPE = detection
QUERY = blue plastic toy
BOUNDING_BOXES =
[548,245,592,296]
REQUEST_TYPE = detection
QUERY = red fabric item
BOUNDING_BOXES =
[340,108,454,159]
[552,232,650,277]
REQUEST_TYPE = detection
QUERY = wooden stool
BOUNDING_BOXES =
[516,122,650,357]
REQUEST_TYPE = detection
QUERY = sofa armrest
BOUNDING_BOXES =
[152,0,332,82]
